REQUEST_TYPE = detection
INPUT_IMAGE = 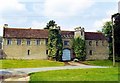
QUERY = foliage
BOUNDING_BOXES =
[30,68,118,81]
[47,20,63,61]
[0,60,64,69]
[102,19,120,61]
[44,20,56,29]
[72,37,86,61]
[102,21,113,57]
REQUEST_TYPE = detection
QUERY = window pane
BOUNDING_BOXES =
[102,41,104,46]
[96,41,98,46]
[89,41,92,46]
[28,50,30,55]
[89,50,92,55]
[64,41,69,46]
[7,39,12,45]
[36,39,40,45]
[27,39,30,45]
[46,39,48,45]
[17,39,21,45]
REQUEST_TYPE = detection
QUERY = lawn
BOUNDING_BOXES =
[82,60,119,67]
[0,59,64,69]
[29,67,119,81]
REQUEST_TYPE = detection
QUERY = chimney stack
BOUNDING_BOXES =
[3,24,8,28]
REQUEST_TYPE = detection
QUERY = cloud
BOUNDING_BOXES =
[93,7,117,31]
[43,0,95,18]
[31,21,46,29]
[0,0,26,14]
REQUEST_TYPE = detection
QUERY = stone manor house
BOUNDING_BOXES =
[3,24,109,61]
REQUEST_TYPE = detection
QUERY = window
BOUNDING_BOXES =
[102,41,104,46]
[96,41,98,46]
[7,39,12,45]
[89,50,92,55]
[89,41,92,46]
[28,50,30,55]
[46,50,48,55]
[36,39,40,45]
[46,39,48,45]
[27,39,30,45]
[64,41,69,46]
[17,39,21,45]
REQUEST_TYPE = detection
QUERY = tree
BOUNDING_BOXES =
[102,21,113,57]
[44,20,56,29]
[101,20,120,61]
[47,20,63,61]
[72,37,86,61]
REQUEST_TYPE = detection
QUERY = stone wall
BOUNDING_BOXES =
[3,38,47,59]
[85,40,109,60]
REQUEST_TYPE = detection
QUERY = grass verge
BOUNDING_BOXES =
[29,67,119,81]
[82,60,119,67]
[0,59,64,69]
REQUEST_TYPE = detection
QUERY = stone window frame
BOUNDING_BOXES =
[96,41,98,46]
[102,41,104,46]
[64,40,69,46]
[17,39,21,45]
[7,39,12,45]
[27,39,31,45]
[45,39,48,45]
[27,50,30,55]
[36,39,40,45]
[89,50,92,55]
[89,41,92,46]
[46,50,48,55]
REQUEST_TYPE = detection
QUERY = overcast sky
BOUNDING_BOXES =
[0,0,119,36]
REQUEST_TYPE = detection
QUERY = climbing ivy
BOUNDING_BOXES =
[72,37,86,61]
[47,20,63,61]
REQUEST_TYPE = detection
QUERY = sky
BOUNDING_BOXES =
[0,0,119,36]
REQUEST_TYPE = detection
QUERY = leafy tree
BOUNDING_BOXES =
[72,37,86,61]
[47,20,63,61]
[44,20,56,29]
[102,20,120,61]
[102,21,113,57]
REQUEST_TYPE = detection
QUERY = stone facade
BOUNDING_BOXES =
[3,25,109,60]
[3,38,47,59]
[85,40,109,60]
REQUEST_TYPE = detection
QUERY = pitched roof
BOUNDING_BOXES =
[3,28,74,39]
[3,28,49,38]
[85,32,106,40]
[3,28,106,40]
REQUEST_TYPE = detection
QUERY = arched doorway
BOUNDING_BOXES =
[62,49,71,61]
